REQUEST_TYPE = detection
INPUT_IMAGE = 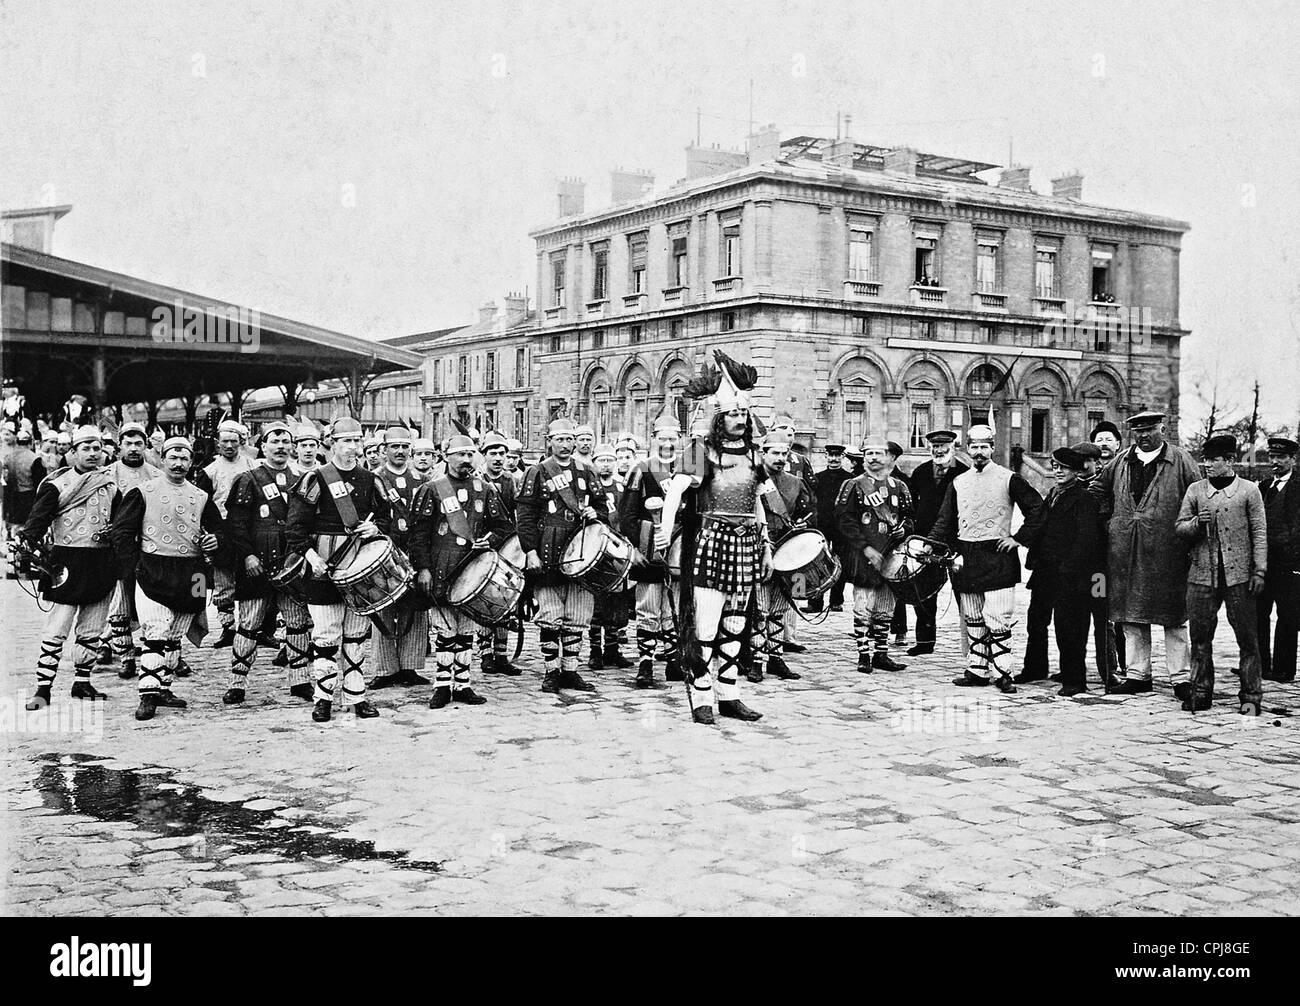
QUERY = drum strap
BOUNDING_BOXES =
[543,458,589,523]
[431,475,476,542]
[318,464,361,530]
[761,479,791,527]
[251,465,290,520]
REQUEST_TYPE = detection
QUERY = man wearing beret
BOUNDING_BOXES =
[204,418,254,649]
[905,429,969,655]
[1019,445,1107,695]
[1175,434,1268,713]
[1089,411,1200,699]
[1257,436,1300,681]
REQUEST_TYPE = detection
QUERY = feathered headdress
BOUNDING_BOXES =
[684,349,759,437]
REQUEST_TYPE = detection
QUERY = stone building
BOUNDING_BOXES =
[525,128,1189,470]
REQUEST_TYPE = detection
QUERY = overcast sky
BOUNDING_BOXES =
[3,0,1297,433]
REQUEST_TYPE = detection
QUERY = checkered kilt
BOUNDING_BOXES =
[693,520,762,595]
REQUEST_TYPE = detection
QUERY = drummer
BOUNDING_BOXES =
[411,437,439,478]
[477,430,522,677]
[753,429,812,682]
[587,443,633,673]
[618,408,683,687]
[291,422,321,478]
[516,417,614,694]
[834,435,914,674]
[369,425,432,691]
[408,433,513,708]
[614,436,638,483]
[284,416,391,722]
[573,424,596,468]
[504,437,525,493]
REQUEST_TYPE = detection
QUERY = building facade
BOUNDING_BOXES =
[526,129,1190,469]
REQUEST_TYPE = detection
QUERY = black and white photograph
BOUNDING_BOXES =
[0,0,1296,966]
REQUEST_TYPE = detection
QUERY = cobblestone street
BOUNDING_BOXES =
[3,579,1298,917]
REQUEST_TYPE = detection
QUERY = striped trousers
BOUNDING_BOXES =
[535,582,595,676]
[429,604,476,691]
[958,588,1017,679]
[756,581,790,670]
[853,583,897,655]
[307,603,371,705]
[35,594,114,689]
[372,609,430,677]
[230,592,312,691]
[134,589,198,696]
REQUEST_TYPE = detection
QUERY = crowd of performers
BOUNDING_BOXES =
[6,352,1299,726]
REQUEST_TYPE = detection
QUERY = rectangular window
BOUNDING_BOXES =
[628,232,647,293]
[1087,409,1105,429]
[549,334,561,353]
[629,324,643,345]
[849,229,874,281]
[845,400,866,445]
[852,315,870,336]
[515,347,526,387]
[1091,245,1114,301]
[457,355,468,393]
[515,405,526,437]
[1031,408,1050,453]
[914,237,937,284]
[1035,241,1060,298]
[591,243,609,301]
[591,329,604,350]
[722,225,740,277]
[551,256,566,307]
[720,311,736,333]
[910,403,932,449]
[432,358,442,395]
[976,235,1001,292]
[670,319,683,340]
[485,406,497,431]
[485,351,496,391]
[978,323,1000,344]
[670,236,688,287]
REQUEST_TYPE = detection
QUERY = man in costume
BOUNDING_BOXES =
[285,416,388,722]
[929,424,1045,693]
[477,431,522,677]
[835,436,913,674]
[904,429,968,656]
[752,428,811,682]
[20,426,119,709]
[614,436,638,482]
[221,421,314,704]
[111,436,224,720]
[516,417,612,694]
[618,408,683,688]
[408,433,512,707]
[504,437,525,493]
[367,425,431,691]
[411,437,438,478]
[574,424,596,467]
[204,419,253,648]
[659,351,771,724]
[587,442,633,671]
[291,422,321,477]
[807,440,850,613]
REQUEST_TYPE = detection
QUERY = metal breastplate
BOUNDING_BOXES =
[701,450,761,518]
[205,457,250,518]
[955,465,1013,541]
[140,477,207,558]
[50,470,115,548]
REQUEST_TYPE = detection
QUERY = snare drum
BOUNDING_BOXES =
[560,522,632,594]
[771,529,841,600]
[270,553,311,603]
[329,535,413,615]
[447,549,525,627]
[881,535,951,606]
[498,533,525,570]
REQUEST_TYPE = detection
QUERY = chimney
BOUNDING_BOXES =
[503,291,528,317]
[478,301,498,324]
[686,143,747,179]
[746,123,781,165]
[1051,172,1083,201]
[557,177,586,217]
[883,147,918,176]
[999,166,1033,191]
[610,167,655,203]
[827,118,856,168]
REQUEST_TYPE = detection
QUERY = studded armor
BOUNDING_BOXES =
[139,476,208,558]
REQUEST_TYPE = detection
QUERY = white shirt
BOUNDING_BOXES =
[1134,444,1162,464]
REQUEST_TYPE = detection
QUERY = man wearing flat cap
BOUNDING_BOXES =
[573,424,596,467]
[1175,435,1268,713]
[808,439,852,613]
[1019,445,1106,695]
[1089,410,1200,698]
[904,429,969,655]
[291,423,321,478]
[204,418,254,648]
[1257,436,1300,681]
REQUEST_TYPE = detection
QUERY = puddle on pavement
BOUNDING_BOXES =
[32,753,442,873]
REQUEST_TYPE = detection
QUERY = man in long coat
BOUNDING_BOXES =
[1089,411,1200,698]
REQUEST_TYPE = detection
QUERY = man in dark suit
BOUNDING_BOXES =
[1019,445,1106,695]
[807,442,851,613]
[1259,436,1300,682]
[905,430,968,655]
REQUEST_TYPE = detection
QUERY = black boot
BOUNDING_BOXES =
[118,658,137,680]
[1172,682,1193,702]
[70,680,107,700]
[604,646,633,669]
[398,668,430,686]
[1014,668,1048,684]
[25,685,51,711]
[174,657,192,677]
[289,683,315,701]
[272,646,289,667]
[223,688,246,705]
[588,648,605,671]
[212,627,236,649]
[96,644,114,666]
[635,659,655,688]
[906,642,935,657]
[994,675,1017,694]
[559,669,597,692]
[156,689,187,708]
[766,655,801,680]
[857,654,874,674]
[1115,678,1153,695]
[692,705,715,725]
[312,699,332,721]
[1181,693,1212,712]
[782,641,807,654]
[746,664,764,684]
[453,687,487,705]
[872,653,908,672]
[495,656,522,676]
[354,700,380,718]
[429,685,452,708]
[135,694,159,721]
[664,656,684,681]
[368,673,399,690]
[481,654,501,675]
[953,672,991,687]
[718,699,762,721]
[541,670,562,694]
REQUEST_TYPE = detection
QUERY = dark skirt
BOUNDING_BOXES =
[693,520,762,595]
